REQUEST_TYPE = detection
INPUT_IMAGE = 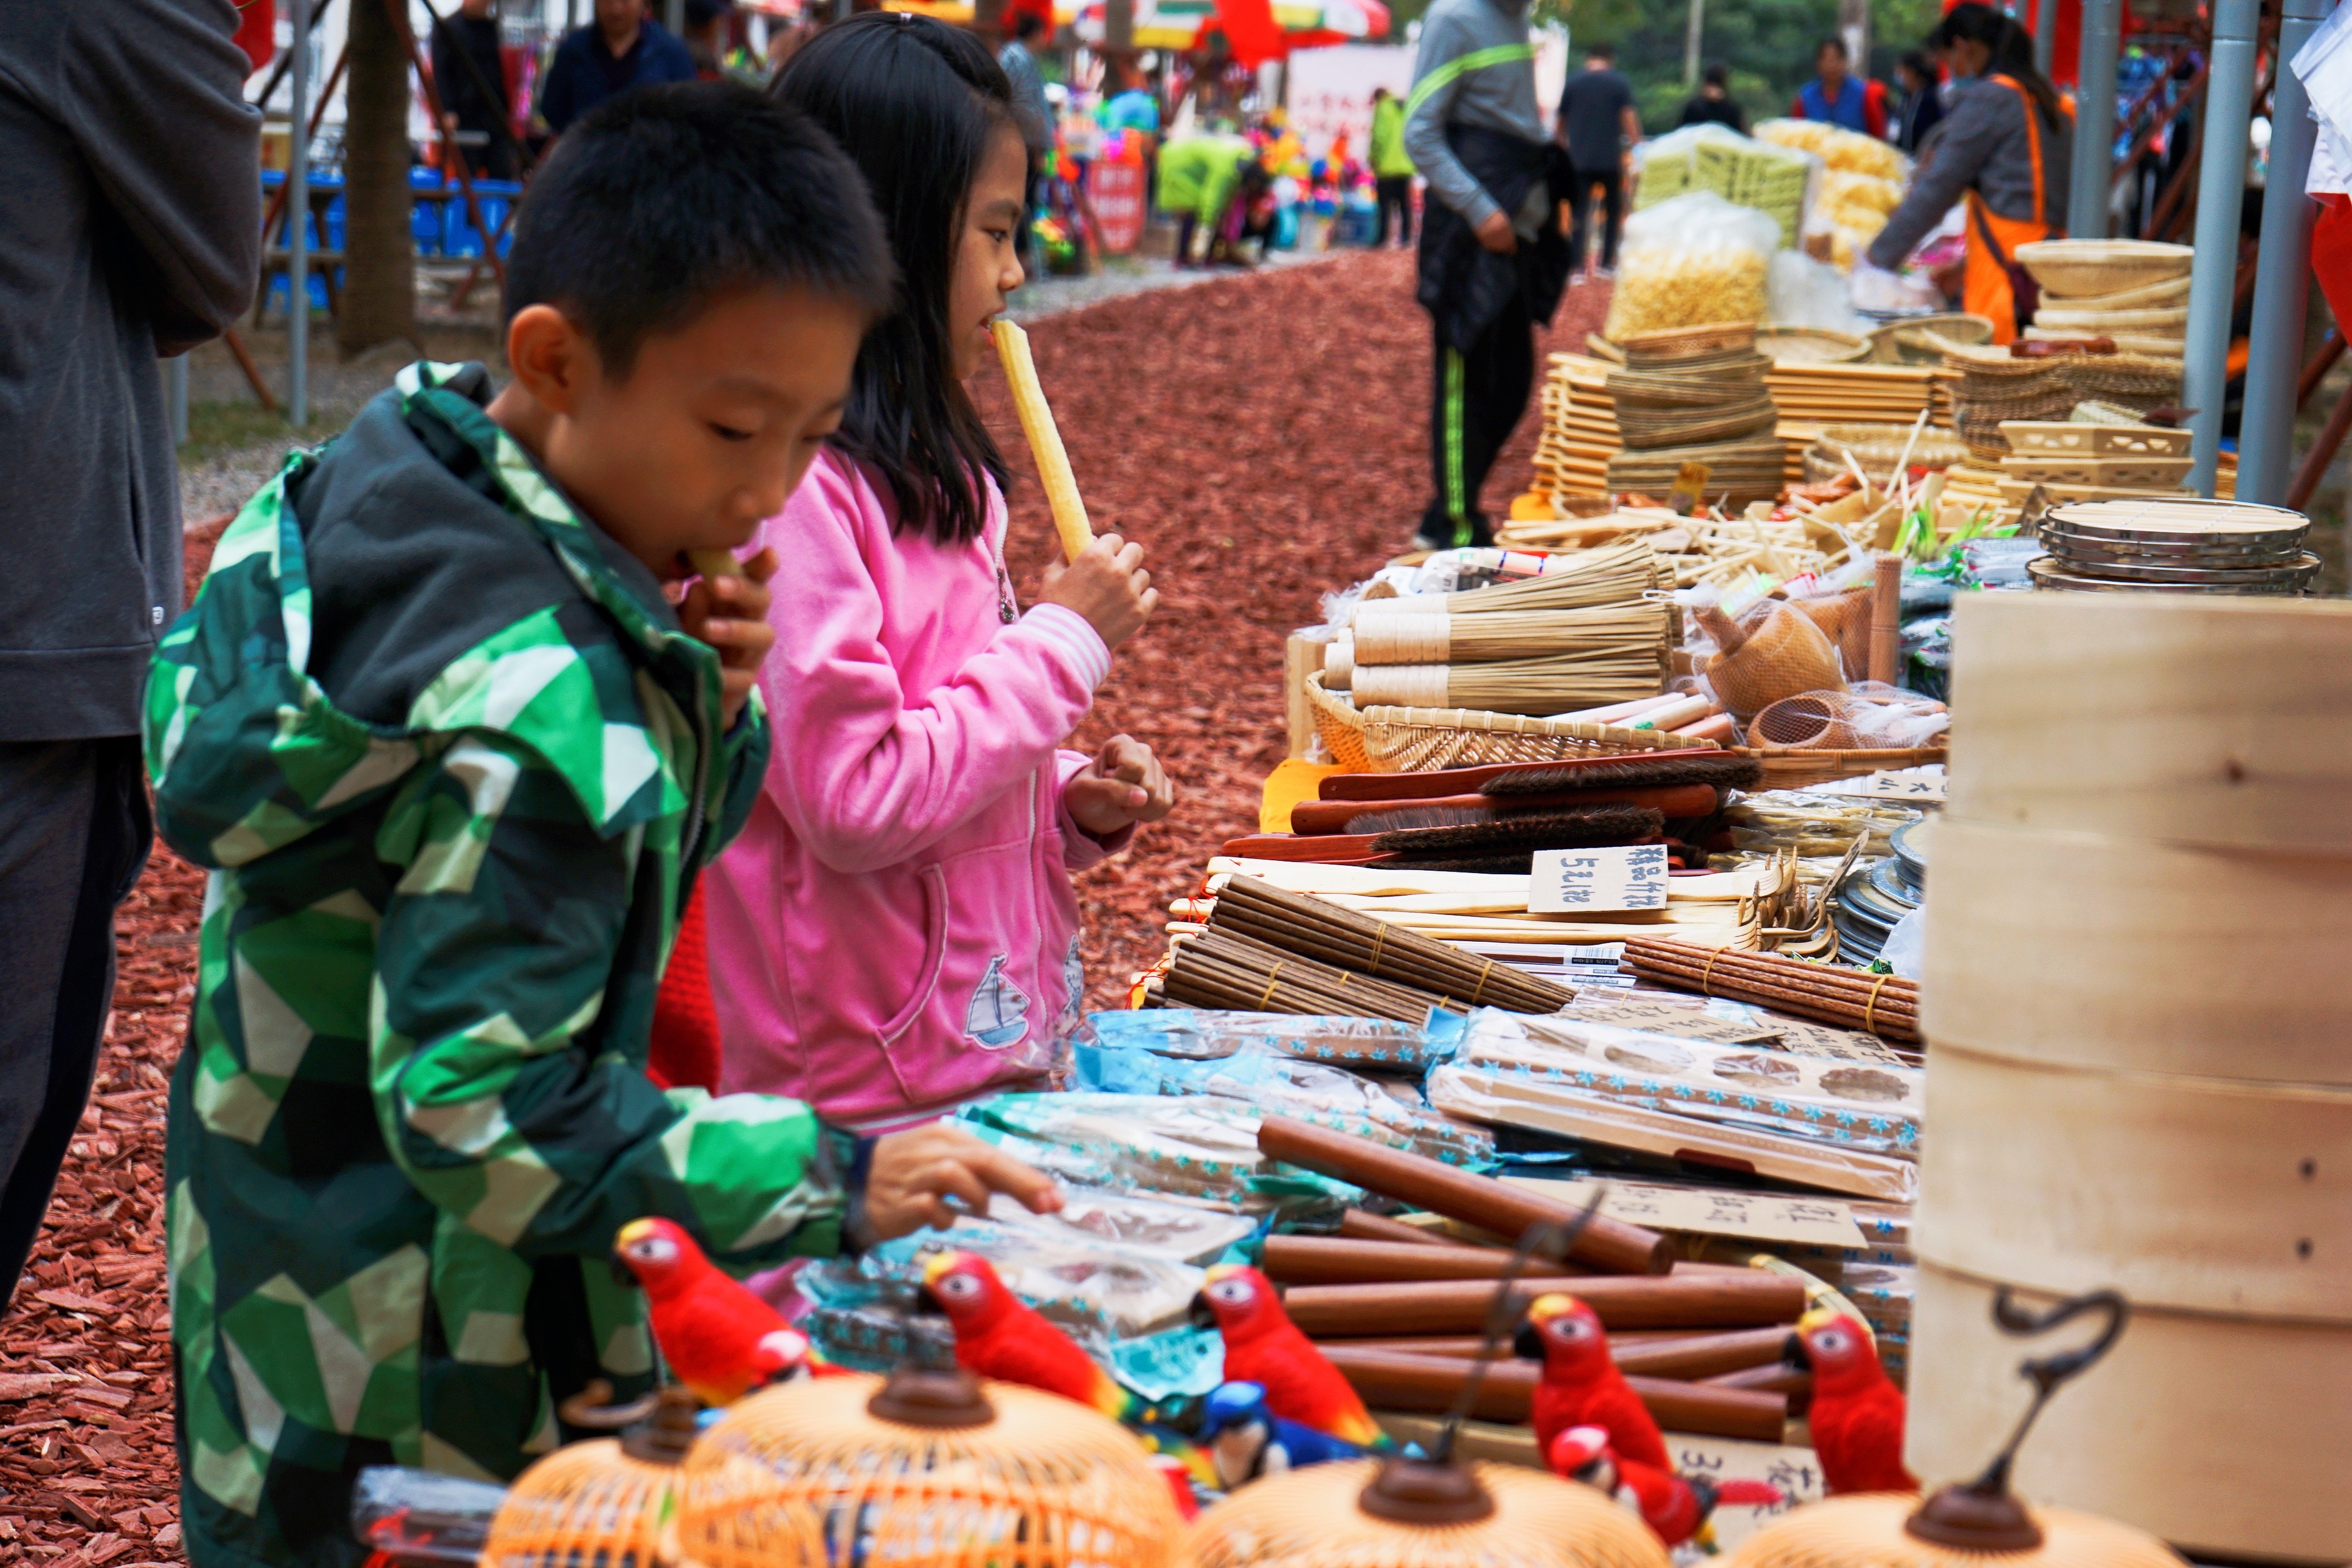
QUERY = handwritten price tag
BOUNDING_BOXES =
[1821,767,1946,803]
[1529,844,1670,913]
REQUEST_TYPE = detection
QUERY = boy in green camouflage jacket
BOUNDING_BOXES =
[145,86,1061,1568]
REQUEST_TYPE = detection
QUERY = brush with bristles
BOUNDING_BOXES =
[1316,749,1762,804]
[1355,537,1664,616]
[1349,602,1672,668]
[1288,784,1718,836]
[1225,804,1665,863]
[1349,652,1668,716]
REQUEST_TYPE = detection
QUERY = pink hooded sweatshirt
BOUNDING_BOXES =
[704,450,1126,1127]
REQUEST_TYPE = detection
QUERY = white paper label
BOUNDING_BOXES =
[1529,844,1670,913]
[1819,767,1946,803]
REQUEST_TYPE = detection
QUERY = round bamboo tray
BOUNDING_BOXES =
[2013,239,2193,297]
[1619,320,1758,361]
[1921,819,2352,1084]
[1757,326,1870,364]
[1907,1263,2351,1564]
[2030,305,2190,332]
[1731,746,1945,790]
[1359,703,1719,772]
[1945,593,2352,851]
[1917,1041,2349,1318]
[2052,271,2193,311]
[1868,313,1993,363]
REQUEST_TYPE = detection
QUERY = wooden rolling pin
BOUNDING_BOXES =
[1265,1235,1591,1286]
[1313,1328,1751,1370]
[1337,1209,1486,1249]
[1259,1117,1672,1276]
[1321,1346,1786,1442]
[1279,1272,1807,1338]
[1707,1364,1811,1396]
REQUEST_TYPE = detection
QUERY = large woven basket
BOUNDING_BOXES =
[1304,672,1374,770]
[1735,745,1946,790]
[1361,704,1721,771]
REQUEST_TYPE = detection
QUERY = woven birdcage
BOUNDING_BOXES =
[1721,1493,2186,1568]
[480,1389,745,1568]
[673,1367,1186,1568]
[1179,1456,1672,1568]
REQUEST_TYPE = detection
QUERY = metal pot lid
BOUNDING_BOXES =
[2039,522,2305,562]
[2049,550,2323,585]
[2026,556,2315,595]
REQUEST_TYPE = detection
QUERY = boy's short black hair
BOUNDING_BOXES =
[1584,41,1614,62]
[1816,35,1849,59]
[504,81,893,378]
[1703,61,1728,86]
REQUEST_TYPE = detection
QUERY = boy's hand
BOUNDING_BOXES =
[1064,734,1174,838]
[679,547,778,730]
[863,1124,1063,1240]
[1039,533,1158,650]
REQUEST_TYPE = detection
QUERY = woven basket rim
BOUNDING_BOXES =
[1363,704,1723,749]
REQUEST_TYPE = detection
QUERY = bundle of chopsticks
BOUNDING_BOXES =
[1619,938,1920,1043]
[1255,1117,1809,1448]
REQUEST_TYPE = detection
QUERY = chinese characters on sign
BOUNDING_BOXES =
[1529,844,1670,913]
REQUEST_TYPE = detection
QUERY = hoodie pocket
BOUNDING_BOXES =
[875,863,949,1050]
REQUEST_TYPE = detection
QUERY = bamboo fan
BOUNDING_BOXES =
[1351,652,1667,717]
[481,1388,735,1568]
[1352,602,1672,668]
[674,1368,1185,1568]
[1209,874,1576,1012]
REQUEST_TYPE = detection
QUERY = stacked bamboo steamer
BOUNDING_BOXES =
[1912,592,2352,1565]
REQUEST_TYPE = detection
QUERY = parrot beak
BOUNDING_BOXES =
[1512,1322,1544,1360]
[1186,1292,1217,1332]
[1782,1331,1812,1372]
[609,1249,639,1290]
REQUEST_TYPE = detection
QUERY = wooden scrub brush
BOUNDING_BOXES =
[1316,750,1761,804]
[1290,788,1714,837]
[1723,1290,2179,1568]
[1225,805,1666,865]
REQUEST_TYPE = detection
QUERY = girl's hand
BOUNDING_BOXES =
[863,1123,1063,1238]
[679,547,778,730]
[1040,533,1158,649]
[1064,734,1174,838]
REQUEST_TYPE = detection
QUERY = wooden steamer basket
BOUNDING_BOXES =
[1912,592,2352,1565]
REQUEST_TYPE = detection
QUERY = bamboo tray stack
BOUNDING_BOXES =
[1910,592,2352,1563]
[1532,353,1624,503]
[1762,361,1939,432]
[1253,1117,1810,1445]
[1603,325,1786,508]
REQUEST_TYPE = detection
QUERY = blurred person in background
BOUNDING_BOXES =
[431,0,517,179]
[680,0,735,79]
[1000,10,1054,265]
[0,0,258,1310]
[1791,36,1886,137]
[1369,85,1417,245]
[1866,4,2070,341]
[1893,50,1946,154]
[1555,41,1639,280]
[538,0,696,134]
[1678,62,1746,133]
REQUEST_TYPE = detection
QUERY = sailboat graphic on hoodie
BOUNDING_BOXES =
[965,955,1032,1047]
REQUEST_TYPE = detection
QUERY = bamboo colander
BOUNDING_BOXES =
[674,1367,1186,1568]
[480,1389,736,1568]
[1177,1456,1672,1568]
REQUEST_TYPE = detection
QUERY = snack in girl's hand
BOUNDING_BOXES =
[708,13,1174,1127]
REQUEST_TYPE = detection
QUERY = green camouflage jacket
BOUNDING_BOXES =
[150,364,848,1568]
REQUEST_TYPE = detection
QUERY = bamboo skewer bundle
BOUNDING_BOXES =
[1166,928,1450,1023]
[1619,938,1920,1041]
[1211,874,1576,1013]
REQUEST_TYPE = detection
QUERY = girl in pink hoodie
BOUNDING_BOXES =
[707,14,1173,1129]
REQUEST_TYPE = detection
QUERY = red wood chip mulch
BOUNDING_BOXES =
[0,248,1605,1562]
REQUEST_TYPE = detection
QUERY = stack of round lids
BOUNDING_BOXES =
[1833,820,1929,965]
[2031,496,2317,595]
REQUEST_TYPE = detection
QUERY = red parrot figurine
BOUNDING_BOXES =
[1787,1308,1917,1494]
[1514,1292,1669,1473]
[1548,1426,1784,1549]
[920,1249,1139,1421]
[610,1217,828,1405]
[1189,1263,1388,1449]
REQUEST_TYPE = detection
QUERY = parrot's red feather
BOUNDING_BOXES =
[1532,1373,1669,1473]
[1811,1380,1917,1494]
[1221,1321,1385,1448]
[959,1316,1133,1419]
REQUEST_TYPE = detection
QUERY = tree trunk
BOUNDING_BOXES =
[338,0,417,357]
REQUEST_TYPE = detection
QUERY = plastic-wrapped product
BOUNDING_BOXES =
[1755,119,1911,182]
[1603,192,1780,339]
[957,1091,1361,1215]
[351,1466,507,1564]
[1087,1007,1463,1072]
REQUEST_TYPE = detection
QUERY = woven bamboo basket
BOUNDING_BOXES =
[1305,671,1374,770]
[1757,325,1870,364]
[1732,745,1946,790]
[1360,703,1720,771]
[1620,320,1759,361]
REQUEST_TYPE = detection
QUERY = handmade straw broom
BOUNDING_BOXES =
[991,317,1093,562]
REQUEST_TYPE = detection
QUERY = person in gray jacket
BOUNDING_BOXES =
[1403,0,1569,551]
[0,0,258,1307]
[1866,3,2070,342]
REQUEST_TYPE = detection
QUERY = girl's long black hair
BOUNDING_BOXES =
[1935,2,2066,131]
[771,13,1019,545]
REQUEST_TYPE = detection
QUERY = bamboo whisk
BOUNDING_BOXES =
[1351,602,1673,667]
[1349,652,1668,716]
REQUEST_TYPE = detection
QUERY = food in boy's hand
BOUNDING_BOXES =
[865,1121,1064,1238]
[609,1216,833,1404]
[679,545,778,729]
[1042,531,1159,649]
[1066,733,1175,838]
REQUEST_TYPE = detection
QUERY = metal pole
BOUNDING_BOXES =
[666,0,684,35]
[1683,0,1704,91]
[2237,0,2333,506]
[2182,0,2258,494]
[288,0,310,430]
[2067,0,2122,240]
[2033,0,2057,78]
[167,356,190,447]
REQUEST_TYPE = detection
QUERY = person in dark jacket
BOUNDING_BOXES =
[1405,0,1571,552]
[0,0,258,1310]
[1556,43,1641,278]
[537,0,697,134]
[1892,50,1946,156]
[431,0,516,179]
[1678,63,1747,132]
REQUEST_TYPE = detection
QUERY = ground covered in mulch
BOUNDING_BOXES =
[0,247,1605,1562]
